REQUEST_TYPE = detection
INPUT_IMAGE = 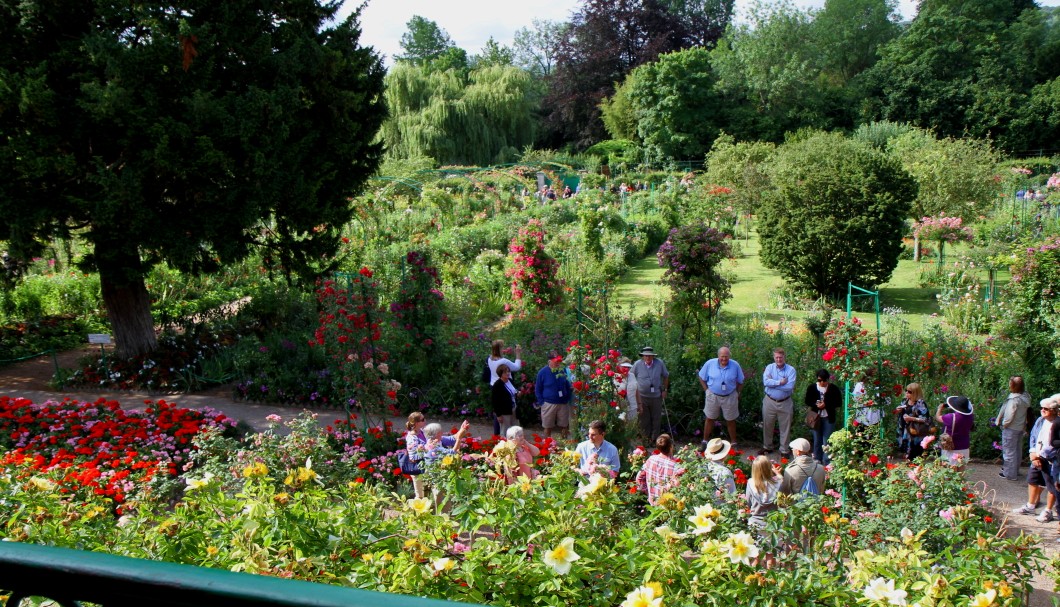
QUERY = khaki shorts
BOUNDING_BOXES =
[704,391,740,421]
[541,402,570,429]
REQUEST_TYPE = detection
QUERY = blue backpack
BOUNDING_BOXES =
[799,465,822,496]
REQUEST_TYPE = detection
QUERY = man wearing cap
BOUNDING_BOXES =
[698,346,744,447]
[761,347,797,457]
[703,437,737,495]
[1014,396,1060,521]
[535,351,573,439]
[780,438,826,495]
[630,346,670,442]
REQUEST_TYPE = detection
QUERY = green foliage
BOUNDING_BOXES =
[703,133,776,218]
[599,76,640,142]
[759,132,915,297]
[851,120,916,149]
[382,64,539,166]
[656,222,733,342]
[812,0,901,83]
[0,0,386,358]
[397,15,458,66]
[627,48,726,161]
[998,236,1060,387]
[888,129,1002,223]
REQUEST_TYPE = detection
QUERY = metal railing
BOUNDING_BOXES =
[0,542,472,607]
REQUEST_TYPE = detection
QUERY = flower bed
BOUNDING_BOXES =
[0,396,234,506]
[0,395,1043,606]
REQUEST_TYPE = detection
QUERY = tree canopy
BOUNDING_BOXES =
[758,132,915,298]
[397,15,457,65]
[0,0,386,358]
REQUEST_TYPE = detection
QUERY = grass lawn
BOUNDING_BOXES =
[611,231,1004,332]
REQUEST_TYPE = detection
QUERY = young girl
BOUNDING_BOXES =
[746,455,783,530]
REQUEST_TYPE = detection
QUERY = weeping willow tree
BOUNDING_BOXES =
[382,64,538,165]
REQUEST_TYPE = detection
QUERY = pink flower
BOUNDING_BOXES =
[266,414,282,423]
[939,507,954,521]
[920,435,936,449]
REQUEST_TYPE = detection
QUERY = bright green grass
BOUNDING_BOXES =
[611,232,1002,331]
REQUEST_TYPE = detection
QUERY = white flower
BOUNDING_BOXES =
[432,557,455,572]
[900,528,913,543]
[184,472,215,491]
[618,411,627,421]
[576,473,608,499]
[725,532,760,566]
[863,577,908,606]
[654,525,686,542]
[687,504,720,535]
[620,585,663,607]
[407,497,431,515]
[542,537,580,574]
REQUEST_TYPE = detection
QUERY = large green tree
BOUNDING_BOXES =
[758,132,915,297]
[381,64,538,165]
[0,0,386,358]
[397,15,456,65]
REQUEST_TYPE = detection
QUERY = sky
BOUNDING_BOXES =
[341,0,1060,66]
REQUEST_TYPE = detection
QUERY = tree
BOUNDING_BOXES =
[512,19,566,78]
[627,48,727,161]
[543,0,688,147]
[381,64,538,165]
[659,0,736,47]
[397,15,455,65]
[703,133,776,222]
[656,222,732,342]
[471,37,515,69]
[599,76,640,142]
[812,0,901,84]
[758,132,915,298]
[0,0,386,358]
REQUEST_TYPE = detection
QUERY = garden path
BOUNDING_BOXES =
[2,351,1058,603]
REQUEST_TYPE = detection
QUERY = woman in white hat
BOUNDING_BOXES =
[703,437,737,495]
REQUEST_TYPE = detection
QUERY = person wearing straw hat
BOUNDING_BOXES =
[934,395,975,470]
[702,437,737,495]
[630,346,670,442]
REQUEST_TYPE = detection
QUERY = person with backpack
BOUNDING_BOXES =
[780,438,826,496]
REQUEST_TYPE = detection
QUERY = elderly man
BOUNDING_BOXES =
[535,351,572,439]
[698,346,744,448]
[575,420,621,477]
[761,348,797,457]
[1014,396,1060,522]
[630,346,669,441]
[780,438,826,495]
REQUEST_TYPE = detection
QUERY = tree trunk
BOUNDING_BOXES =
[913,232,920,262]
[97,246,157,359]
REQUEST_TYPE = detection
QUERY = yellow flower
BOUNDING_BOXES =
[361,552,375,563]
[206,546,219,556]
[725,532,760,566]
[407,497,431,515]
[646,582,664,598]
[969,589,996,607]
[997,582,1012,598]
[576,473,608,500]
[656,492,677,509]
[542,537,580,575]
[562,450,582,465]
[284,466,317,487]
[28,477,57,492]
[273,492,290,506]
[184,472,214,491]
[441,454,457,468]
[619,584,663,607]
[688,504,720,535]
[654,525,686,542]
[242,462,268,478]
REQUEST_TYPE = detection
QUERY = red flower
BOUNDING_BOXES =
[868,454,880,465]
[822,348,837,362]
[359,266,373,278]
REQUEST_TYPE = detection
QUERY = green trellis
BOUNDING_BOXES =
[842,283,884,436]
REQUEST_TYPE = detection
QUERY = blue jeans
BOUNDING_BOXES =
[813,418,836,464]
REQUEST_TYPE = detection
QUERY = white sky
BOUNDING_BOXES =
[341,0,1060,66]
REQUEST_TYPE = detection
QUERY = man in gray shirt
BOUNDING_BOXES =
[630,346,669,442]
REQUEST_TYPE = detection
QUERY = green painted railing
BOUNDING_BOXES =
[0,542,472,607]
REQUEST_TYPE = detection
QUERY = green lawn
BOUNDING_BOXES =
[610,232,1006,331]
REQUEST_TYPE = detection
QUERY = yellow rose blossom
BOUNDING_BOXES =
[242,462,268,478]
[688,504,720,535]
[432,557,455,572]
[969,588,996,607]
[407,497,431,515]
[619,585,662,607]
[997,582,1011,598]
[206,546,219,556]
[725,532,760,566]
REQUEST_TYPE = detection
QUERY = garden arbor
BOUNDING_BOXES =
[0,0,386,359]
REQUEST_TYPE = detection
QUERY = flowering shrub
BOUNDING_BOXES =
[311,272,399,419]
[0,396,233,506]
[507,219,563,310]
[389,250,446,390]
[821,316,876,384]
[656,221,732,342]
[913,214,975,245]
[564,340,637,449]
[0,394,1041,606]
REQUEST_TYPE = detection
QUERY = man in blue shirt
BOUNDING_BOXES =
[535,352,573,439]
[575,420,621,477]
[761,347,797,457]
[698,346,744,448]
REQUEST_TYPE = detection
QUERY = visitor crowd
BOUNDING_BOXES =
[400,340,1054,537]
